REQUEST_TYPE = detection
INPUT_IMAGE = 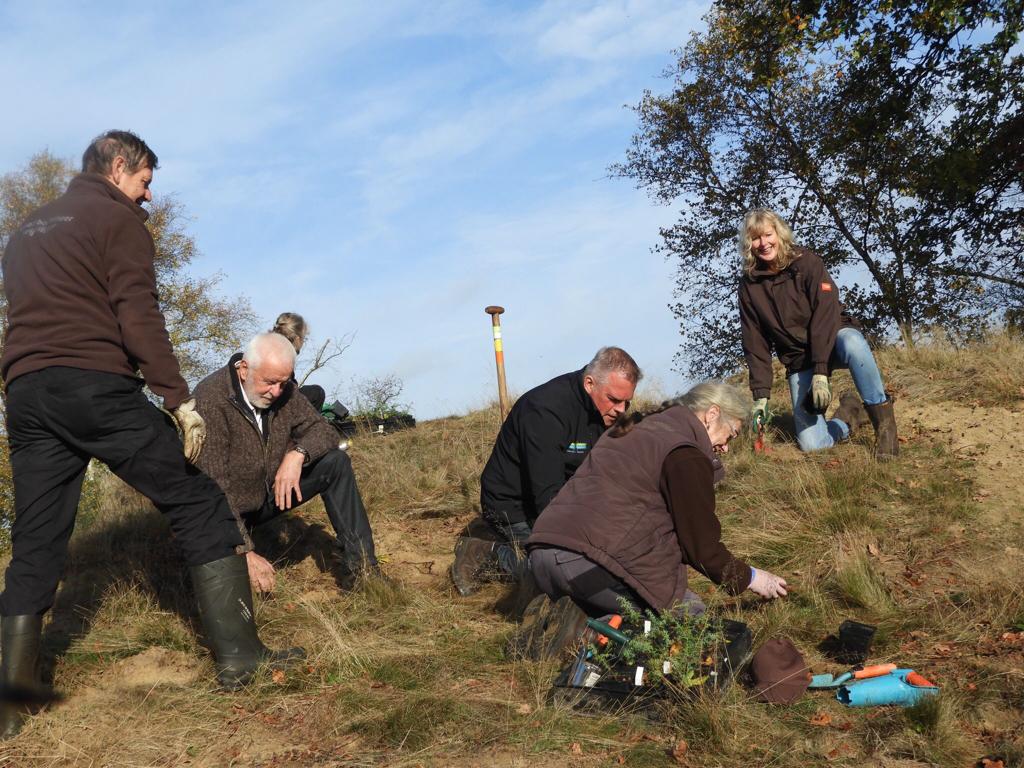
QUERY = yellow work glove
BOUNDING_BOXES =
[171,398,206,463]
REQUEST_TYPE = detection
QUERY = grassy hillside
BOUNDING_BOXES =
[1,332,1023,767]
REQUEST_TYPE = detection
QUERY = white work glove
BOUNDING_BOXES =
[749,567,788,599]
[751,397,770,428]
[171,398,206,463]
[811,374,832,412]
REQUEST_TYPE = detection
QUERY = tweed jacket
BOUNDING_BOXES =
[193,353,341,549]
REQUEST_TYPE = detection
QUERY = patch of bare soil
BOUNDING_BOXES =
[900,400,1023,525]
[103,647,202,689]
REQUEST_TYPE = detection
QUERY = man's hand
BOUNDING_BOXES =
[751,397,770,429]
[245,551,276,593]
[811,374,832,412]
[274,450,305,510]
[171,398,206,463]
[748,567,788,599]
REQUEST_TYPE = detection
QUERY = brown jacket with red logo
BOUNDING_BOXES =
[1,173,189,408]
[527,405,749,611]
[738,247,857,399]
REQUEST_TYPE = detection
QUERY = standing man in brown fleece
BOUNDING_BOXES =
[193,332,380,592]
[0,131,301,739]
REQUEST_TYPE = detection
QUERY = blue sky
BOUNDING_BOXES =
[0,1,710,418]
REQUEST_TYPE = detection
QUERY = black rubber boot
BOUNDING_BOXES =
[450,537,498,597]
[0,614,43,740]
[833,391,870,433]
[191,555,306,691]
[331,552,389,592]
[865,396,899,461]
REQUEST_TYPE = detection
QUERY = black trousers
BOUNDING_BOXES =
[0,368,244,617]
[241,449,377,572]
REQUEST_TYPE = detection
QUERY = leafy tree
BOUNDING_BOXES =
[616,0,1023,378]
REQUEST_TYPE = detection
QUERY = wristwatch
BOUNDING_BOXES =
[293,444,310,464]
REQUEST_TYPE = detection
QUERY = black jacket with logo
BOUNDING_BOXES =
[480,368,606,527]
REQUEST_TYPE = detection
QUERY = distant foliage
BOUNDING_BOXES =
[351,374,412,421]
[616,0,1023,378]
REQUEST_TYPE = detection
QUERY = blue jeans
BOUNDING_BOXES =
[788,328,887,452]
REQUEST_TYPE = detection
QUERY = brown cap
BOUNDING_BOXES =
[750,636,809,704]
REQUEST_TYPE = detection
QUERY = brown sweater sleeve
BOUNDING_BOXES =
[800,251,842,376]
[105,211,190,408]
[660,446,750,595]
[739,279,774,400]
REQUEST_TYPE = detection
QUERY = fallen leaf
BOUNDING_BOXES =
[910,630,929,639]
[570,742,583,755]
[966,683,977,691]
[867,542,880,556]
[670,739,688,764]
[933,643,953,657]
[809,712,832,727]
[516,703,532,715]
[980,759,1006,768]
[617,757,626,765]
[271,669,286,685]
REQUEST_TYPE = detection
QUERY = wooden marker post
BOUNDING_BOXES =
[485,306,510,420]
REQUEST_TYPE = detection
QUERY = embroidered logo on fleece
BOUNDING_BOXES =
[821,282,833,292]
[567,442,589,454]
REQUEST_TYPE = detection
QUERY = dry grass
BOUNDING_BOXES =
[1,334,1023,766]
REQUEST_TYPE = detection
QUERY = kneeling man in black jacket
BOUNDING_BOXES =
[451,347,641,596]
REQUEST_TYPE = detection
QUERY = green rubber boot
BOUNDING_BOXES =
[0,614,43,739]
[191,555,306,690]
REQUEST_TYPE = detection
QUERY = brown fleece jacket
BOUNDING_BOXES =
[193,354,341,550]
[738,247,857,400]
[1,173,189,408]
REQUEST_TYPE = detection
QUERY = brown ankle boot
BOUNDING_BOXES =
[833,392,869,433]
[864,396,899,460]
[450,537,498,597]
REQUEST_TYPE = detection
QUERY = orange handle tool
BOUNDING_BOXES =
[853,663,897,679]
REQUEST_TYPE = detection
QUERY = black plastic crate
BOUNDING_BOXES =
[551,618,753,713]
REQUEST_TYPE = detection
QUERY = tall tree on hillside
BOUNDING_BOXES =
[0,151,257,383]
[616,0,1023,378]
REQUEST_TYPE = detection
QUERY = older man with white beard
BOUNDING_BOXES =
[193,332,381,592]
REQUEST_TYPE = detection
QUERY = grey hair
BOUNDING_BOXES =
[82,130,159,175]
[609,379,748,438]
[243,332,297,370]
[583,346,643,385]
[675,380,749,424]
